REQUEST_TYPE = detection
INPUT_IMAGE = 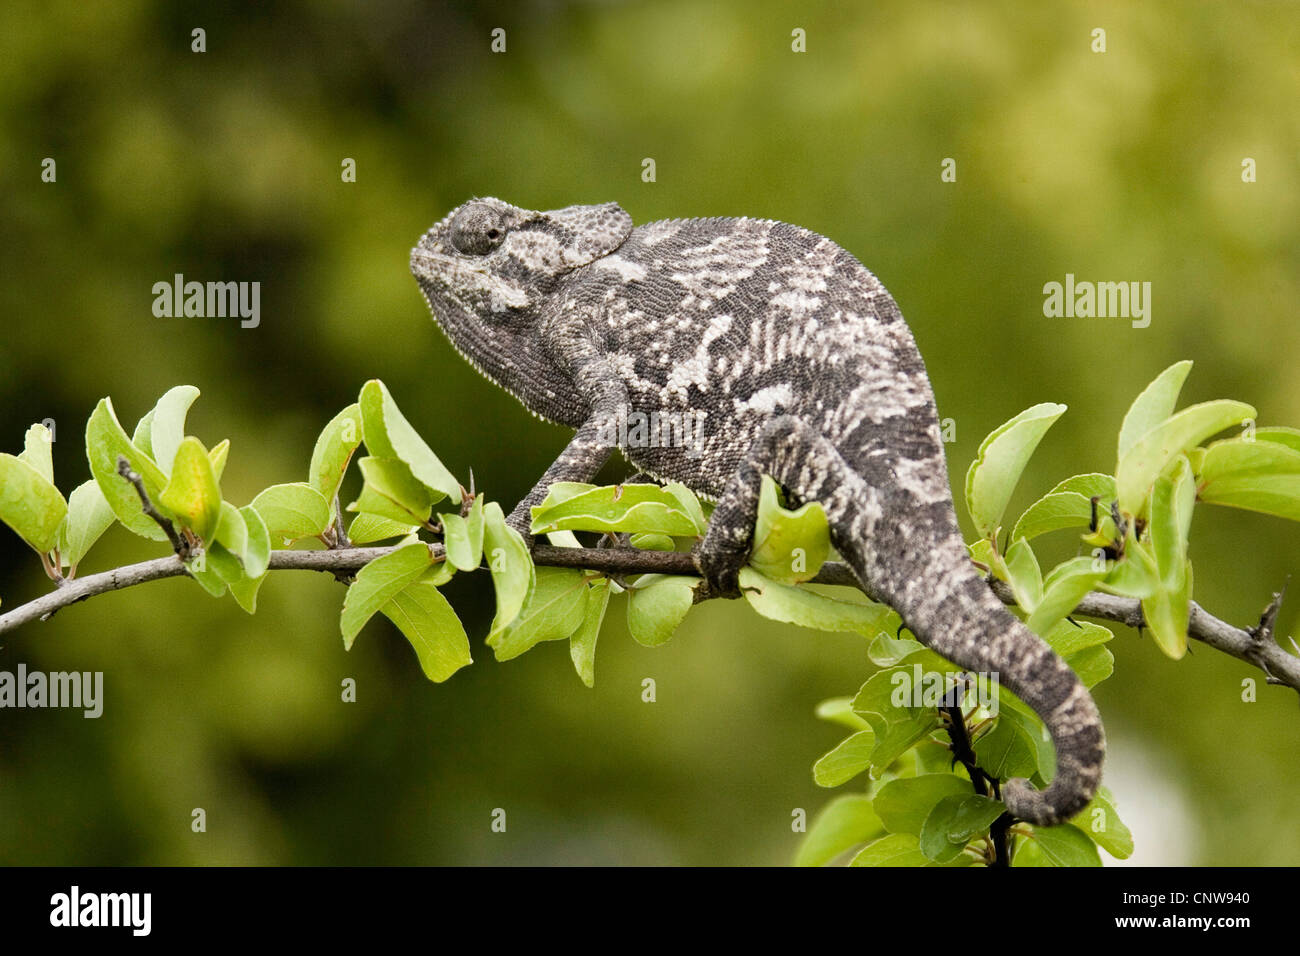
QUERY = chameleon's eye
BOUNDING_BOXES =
[450,205,508,256]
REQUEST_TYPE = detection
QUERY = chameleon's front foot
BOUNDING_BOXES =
[692,537,748,599]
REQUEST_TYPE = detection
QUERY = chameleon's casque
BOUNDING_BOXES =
[411,197,1104,827]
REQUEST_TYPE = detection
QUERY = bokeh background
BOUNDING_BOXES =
[0,0,1296,865]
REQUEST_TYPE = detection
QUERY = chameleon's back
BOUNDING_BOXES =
[578,215,947,499]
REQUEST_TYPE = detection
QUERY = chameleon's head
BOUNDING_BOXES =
[409,197,632,406]
[411,196,631,326]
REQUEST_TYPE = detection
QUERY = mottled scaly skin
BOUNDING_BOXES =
[411,198,1104,826]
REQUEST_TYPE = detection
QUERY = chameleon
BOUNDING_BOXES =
[410,197,1103,826]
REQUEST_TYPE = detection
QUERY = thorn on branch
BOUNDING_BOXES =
[1247,579,1288,646]
[1246,579,1290,686]
[116,455,190,560]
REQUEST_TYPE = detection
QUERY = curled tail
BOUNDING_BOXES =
[700,410,1105,826]
[837,525,1105,826]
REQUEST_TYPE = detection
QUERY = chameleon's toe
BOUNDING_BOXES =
[692,541,746,598]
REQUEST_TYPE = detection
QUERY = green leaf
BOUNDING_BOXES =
[1050,472,1118,501]
[489,566,590,661]
[867,630,921,667]
[873,774,973,836]
[359,380,460,501]
[1137,456,1196,659]
[918,794,976,862]
[1009,473,1115,543]
[626,574,695,647]
[796,795,883,867]
[1011,492,1094,542]
[57,480,115,569]
[850,833,964,867]
[1069,788,1134,860]
[251,482,332,543]
[997,699,1055,779]
[208,439,230,482]
[738,567,892,637]
[212,501,248,564]
[205,543,245,585]
[185,551,227,597]
[0,453,67,552]
[1148,457,1196,588]
[530,483,705,536]
[1015,823,1102,867]
[1003,538,1043,612]
[973,717,1039,779]
[158,437,222,540]
[18,423,54,483]
[1116,400,1255,514]
[663,482,708,532]
[534,482,598,509]
[1026,557,1107,636]
[483,501,534,639]
[748,475,830,583]
[309,403,362,504]
[965,403,1068,539]
[815,697,872,732]
[1118,360,1193,460]
[868,713,941,771]
[86,397,171,541]
[813,730,876,787]
[130,408,155,459]
[629,532,676,551]
[1101,538,1160,599]
[340,542,433,649]
[146,385,201,476]
[545,529,582,548]
[440,494,484,572]
[851,650,952,720]
[381,579,471,682]
[1065,643,1116,688]
[1196,437,1300,523]
[347,513,417,544]
[946,794,1006,843]
[1255,426,1300,453]
[229,572,267,614]
[1041,619,1114,658]
[1197,474,1300,523]
[569,577,610,688]
[351,456,435,527]
[238,505,271,579]
[1140,559,1192,660]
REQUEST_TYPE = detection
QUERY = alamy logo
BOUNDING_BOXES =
[152,273,260,328]
[596,405,707,459]
[0,664,102,718]
[50,886,151,936]
[1042,273,1151,328]
[890,664,999,713]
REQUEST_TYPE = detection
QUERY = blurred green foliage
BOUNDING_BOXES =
[0,0,1296,864]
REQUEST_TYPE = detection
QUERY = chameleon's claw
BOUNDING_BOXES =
[692,540,746,599]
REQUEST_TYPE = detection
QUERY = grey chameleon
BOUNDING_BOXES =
[410,197,1104,827]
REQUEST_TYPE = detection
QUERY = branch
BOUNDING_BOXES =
[988,579,1300,698]
[1,542,1297,699]
[116,456,189,558]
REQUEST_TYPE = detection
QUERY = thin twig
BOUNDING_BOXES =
[115,456,189,558]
